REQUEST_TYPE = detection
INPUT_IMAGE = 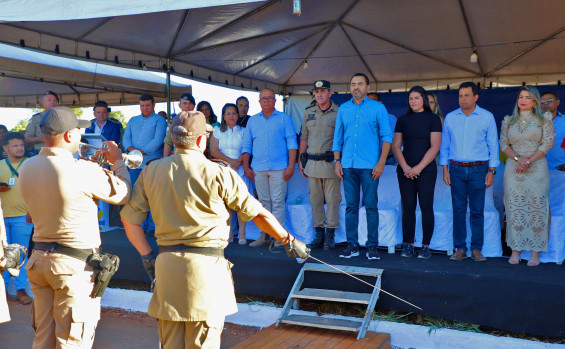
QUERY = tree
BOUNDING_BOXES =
[109,111,127,129]
[11,118,30,133]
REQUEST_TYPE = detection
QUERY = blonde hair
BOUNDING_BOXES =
[508,85,545,126]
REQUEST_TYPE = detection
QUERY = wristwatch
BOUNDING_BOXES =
[333,159,341,164]
[489,168,496,175]
[513,156,519,161]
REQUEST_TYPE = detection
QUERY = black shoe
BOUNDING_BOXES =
[323,228,335,250]
[307,227,325,249]
[401,244,414,258]
[417,246,431,259]
[339,243,359,258]
[366,246,380,260]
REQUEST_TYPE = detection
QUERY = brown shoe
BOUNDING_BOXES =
[249,233,269,247]
[16,289,32,305]
[450,249,467,261]
[471,250,487,262]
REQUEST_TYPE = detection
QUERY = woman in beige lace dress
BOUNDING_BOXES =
[499,86,555,266]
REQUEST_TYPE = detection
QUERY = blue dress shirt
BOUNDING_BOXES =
[332,97,393,169]
[546,111,565,169]
[439,105,500,168]
[241,110,298,171]
[122,113,167,167]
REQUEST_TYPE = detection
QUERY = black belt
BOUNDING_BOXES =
[159,245,224,258]
[34,242,100,262]
[307,152,333,162]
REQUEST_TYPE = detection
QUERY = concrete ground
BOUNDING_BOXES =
[0,298,259,348]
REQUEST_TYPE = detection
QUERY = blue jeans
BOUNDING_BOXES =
[343,168,379,247]
[449,162,487,251]
[3,216,32,290]
[129,168,155,231]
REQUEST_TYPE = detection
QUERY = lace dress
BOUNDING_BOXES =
[499,111,555,252]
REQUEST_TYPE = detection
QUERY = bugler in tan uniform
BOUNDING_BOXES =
[299,80,341,250]
[19,107,131,348]
[121,111,310,349]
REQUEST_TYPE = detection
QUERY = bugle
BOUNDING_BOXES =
[78,142,143,169]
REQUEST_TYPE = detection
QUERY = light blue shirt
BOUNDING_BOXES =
[546,111,565,169]
[123,113,167,167]
[332,97,393,169]
[241,110,298,171]
[439,105,500,167]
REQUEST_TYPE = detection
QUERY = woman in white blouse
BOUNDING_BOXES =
[210,103,255,244]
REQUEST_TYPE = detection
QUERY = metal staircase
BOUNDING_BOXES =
[276,263,383,340]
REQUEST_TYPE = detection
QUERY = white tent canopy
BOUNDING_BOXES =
[0,43,189,107]
[1,0,565,94]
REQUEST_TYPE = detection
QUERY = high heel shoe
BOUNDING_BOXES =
[508,257,521,265]
[238,232,247,245]
[527,259,540,267]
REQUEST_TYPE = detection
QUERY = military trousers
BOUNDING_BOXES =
[26,250,100,349]
[158,318,224,349]
[308,177,341,229]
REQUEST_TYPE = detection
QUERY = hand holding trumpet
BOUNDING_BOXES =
[93,141,123,165]
[79,141,143,169]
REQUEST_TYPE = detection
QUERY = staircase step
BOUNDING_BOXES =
[279,314,362,332]
[292,288,371,304]
[303,263,382,277]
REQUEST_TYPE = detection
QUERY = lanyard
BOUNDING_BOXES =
[6,158,25,178]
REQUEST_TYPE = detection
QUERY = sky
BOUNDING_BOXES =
[0,74,284,130]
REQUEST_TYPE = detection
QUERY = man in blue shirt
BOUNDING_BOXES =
[242,89,298,247]
[332,73,393,260]
[440,82,499,262]
[123,94,167,232]
[540,91,565,170]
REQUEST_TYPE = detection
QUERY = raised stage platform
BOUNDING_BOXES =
[101,230,565,338]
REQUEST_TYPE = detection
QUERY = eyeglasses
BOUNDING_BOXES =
[540,98,554,104]
[259,96,275,102]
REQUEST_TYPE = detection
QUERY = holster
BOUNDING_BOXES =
[300,153,308,169]
[86,253,120,298]
[324,151,334,162]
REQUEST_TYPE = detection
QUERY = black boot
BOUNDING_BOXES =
[307,227,325,249]
[323,228,335,250]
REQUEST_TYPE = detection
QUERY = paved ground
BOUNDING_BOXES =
[0,298,260,348]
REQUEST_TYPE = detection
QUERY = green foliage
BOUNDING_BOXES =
[109,111,127,129]
[72,108,84,118]
[11,118,29,132]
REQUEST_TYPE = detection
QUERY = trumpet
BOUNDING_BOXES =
[78,142,143,169]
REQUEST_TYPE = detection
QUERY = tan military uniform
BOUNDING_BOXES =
[163,127,173,146]
[25,112,45,151]
[120,147,264,348]
[0,199,10,324]
[19,147,131,348]
[300,101,341,228]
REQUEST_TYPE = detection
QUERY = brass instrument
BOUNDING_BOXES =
[78,142,143,169]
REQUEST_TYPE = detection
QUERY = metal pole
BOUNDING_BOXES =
[166,58,171,120]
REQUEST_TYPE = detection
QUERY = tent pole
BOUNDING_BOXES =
[166,58,171,119]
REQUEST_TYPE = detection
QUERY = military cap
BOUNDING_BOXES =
[40,107,90,135]
[170,111,213,137]
[312,80,331,91]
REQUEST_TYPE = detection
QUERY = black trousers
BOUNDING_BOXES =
[397,167,436,245]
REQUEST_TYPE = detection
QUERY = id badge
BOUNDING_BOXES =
[8,177,15,186]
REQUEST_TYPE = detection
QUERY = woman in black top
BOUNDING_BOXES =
[392,86,442,259]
